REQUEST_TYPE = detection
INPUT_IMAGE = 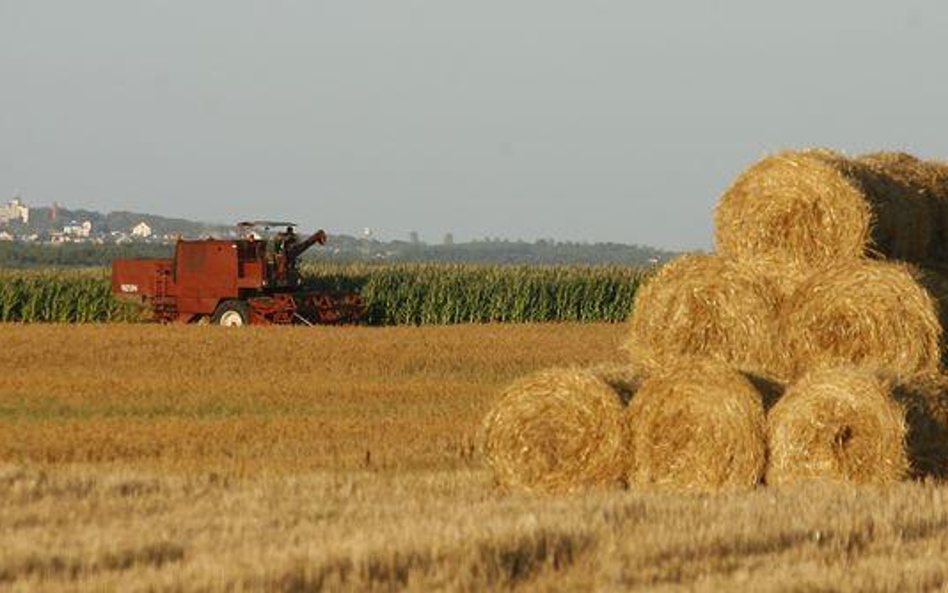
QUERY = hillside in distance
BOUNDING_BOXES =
[314,234,674,265]
[2,203,675,266]
[10,205,231,238]
[0,236,674,267]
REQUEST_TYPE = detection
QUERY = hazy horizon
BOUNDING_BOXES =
[3,1,948,250]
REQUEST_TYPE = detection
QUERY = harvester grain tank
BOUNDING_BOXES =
[111,222,362,325]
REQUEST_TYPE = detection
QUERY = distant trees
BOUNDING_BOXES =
[0,234,674,268]
[0,242,172,268]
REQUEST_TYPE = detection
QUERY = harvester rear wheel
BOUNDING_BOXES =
[213,300,250,327]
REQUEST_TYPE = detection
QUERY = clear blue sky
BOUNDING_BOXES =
[2,1,947,249]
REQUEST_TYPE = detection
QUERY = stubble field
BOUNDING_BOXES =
[3,323,948,591]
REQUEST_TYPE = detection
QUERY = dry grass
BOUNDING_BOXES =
[6,324,948,590]
[7,464,948,590]
[0,323,625,473]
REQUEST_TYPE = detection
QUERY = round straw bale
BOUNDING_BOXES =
[715,149,871,266]
[625,360,767,492]
[715,149,933,266]
[914,264,948,361]
[780,259,942,379]
[480,367,631,494]
[862,152,948,263]
[834,153,934,260]
[766,367,908,485]
[858,151,948,206]
[623,253,792,380]
[893,372,948,480]
[859,151,946,188]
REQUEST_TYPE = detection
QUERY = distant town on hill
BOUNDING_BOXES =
[0,197,231,244]
[0,197,675,267]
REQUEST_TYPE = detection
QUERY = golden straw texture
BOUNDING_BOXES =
[624,253,792,379]
[480,367,633,494]
[716,148,940,266]
[766,367,908,486]
[780,259,942,379]
[625,360,768,492]
[858,152,948,261]
[715,149,872,266]
[894,372,948,480]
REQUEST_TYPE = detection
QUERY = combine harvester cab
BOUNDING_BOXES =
[111,222,363,326]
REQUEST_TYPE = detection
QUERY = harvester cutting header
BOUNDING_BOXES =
[111,222,362,325]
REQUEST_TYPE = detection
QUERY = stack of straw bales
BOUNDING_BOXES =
[481,360,772,494]
[482,148,948,494]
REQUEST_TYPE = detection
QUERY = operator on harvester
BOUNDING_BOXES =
[269,226,327,286]
[274,226,297,255]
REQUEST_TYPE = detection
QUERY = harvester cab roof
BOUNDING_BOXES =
[236,220,297,229]
[237,221,296,240]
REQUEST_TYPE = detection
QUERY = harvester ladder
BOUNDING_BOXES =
[152,268,176,321]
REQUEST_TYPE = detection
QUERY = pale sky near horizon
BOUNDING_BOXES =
[2,1,948,250]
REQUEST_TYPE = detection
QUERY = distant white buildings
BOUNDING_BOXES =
[131,221,152,238]
[0,197,29,224]
[0,202,185,244]
[63,220,92,238]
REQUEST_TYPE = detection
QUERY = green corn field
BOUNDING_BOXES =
[0,264,648,324]
[0,269,141,323]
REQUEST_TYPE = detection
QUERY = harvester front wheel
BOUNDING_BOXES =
[213,300,250,327]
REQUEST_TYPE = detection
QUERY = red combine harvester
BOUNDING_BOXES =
[111,222,363,326]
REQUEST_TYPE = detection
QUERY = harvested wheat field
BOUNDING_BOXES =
[5,324,948,590]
